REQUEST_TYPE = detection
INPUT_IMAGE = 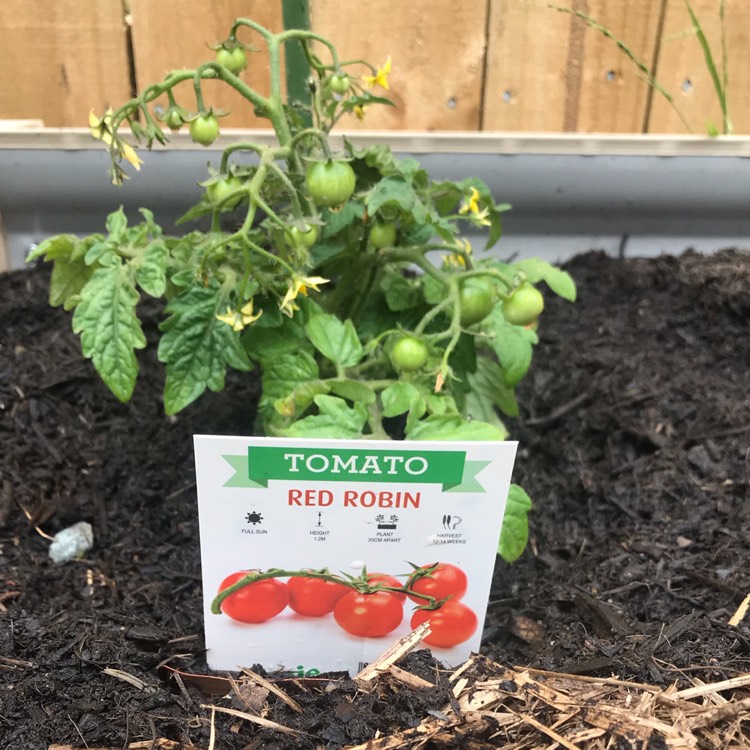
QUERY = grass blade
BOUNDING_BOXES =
[552,5,693,133]
[684,0,731,134]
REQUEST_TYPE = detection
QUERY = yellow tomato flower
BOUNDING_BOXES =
[119,141,144,171]
[362,56,391,90]
[89,108,143,171]
[459,187,481,216]
[353,105,367,121]
[89,109,115,146]
[216,300,262,332]
[442,238,472,269]
[280,275,329,317]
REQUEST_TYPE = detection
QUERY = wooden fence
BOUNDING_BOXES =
[0,0,747,134]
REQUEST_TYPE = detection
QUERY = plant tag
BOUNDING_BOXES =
[194,436,517,675]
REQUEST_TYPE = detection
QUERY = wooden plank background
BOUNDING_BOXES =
[0,0,747,133]
[0,0,132,127]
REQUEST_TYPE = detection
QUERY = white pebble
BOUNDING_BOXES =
[49,522,94,564]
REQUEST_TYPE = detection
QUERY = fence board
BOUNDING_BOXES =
[483,0,665,132]
[309,0,489,131]
[647,0,749,134]
[0,0,131,127]
[128,0,284,129]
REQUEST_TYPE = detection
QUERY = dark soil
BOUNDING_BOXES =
[1,250,749,749]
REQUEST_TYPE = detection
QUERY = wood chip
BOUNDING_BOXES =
[201,703,309,738]
[728,592,750,627]
[355,621,431,683]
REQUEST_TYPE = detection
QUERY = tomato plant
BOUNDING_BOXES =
[459,278,496,326]
[216,45,247,75]
[502,283,545,327]
[189,114,220,146]
[406,563,468,604]
[391,336,428,372]
[410,600,478,648]
[305,160,356,207]
[287,575,349,617]
[367,572,406,602]
[368,221,397,249]
[218,572,288,623]
[333,591,403,637]
[31,16,577,567]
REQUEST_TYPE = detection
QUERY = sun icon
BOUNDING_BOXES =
[245,511,263,525]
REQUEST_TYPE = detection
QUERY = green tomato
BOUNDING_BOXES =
[368,222,397,249]
[207,176,244,208]
[459,278,496,326]
[391,336,428,372]
[329,73,351,94]
[165,109,184,131]
[502,283,545,326]
[189,114,220,147]
[289,224,319,248]
[305,160,356,207]
[216,46,247,75]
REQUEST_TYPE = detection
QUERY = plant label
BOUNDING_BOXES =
[194,436,517,674]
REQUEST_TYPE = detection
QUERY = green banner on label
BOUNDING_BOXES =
[221,447,489,493]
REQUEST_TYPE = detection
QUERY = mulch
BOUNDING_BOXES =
[1,249,749,749]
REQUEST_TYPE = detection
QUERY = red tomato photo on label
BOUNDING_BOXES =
[334,591,403,637]
[218,572,288,623]
[406,563,468,604]
[411,600,478,648]
[287,576,350,617]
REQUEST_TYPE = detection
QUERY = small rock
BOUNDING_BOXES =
[49,522,93,564]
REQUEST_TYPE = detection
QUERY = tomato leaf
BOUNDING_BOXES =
[158,285,252,415]
[49,256,94,309]
[483,307,538,388]
[405,415,507,441]
[367,176,427,223]
[305,313,363,367]
[278,395,367,439]
[27,234,78,263]
[71,265,146,402]
[498,484,532,562]
[328,379,376,406]
[380,271,422,311]
[260,351,321,422]
[135,241,169,297]
[381,382,420,418]
[466,357,519,418]
[243,315,311,361]
[512,258,577,301]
